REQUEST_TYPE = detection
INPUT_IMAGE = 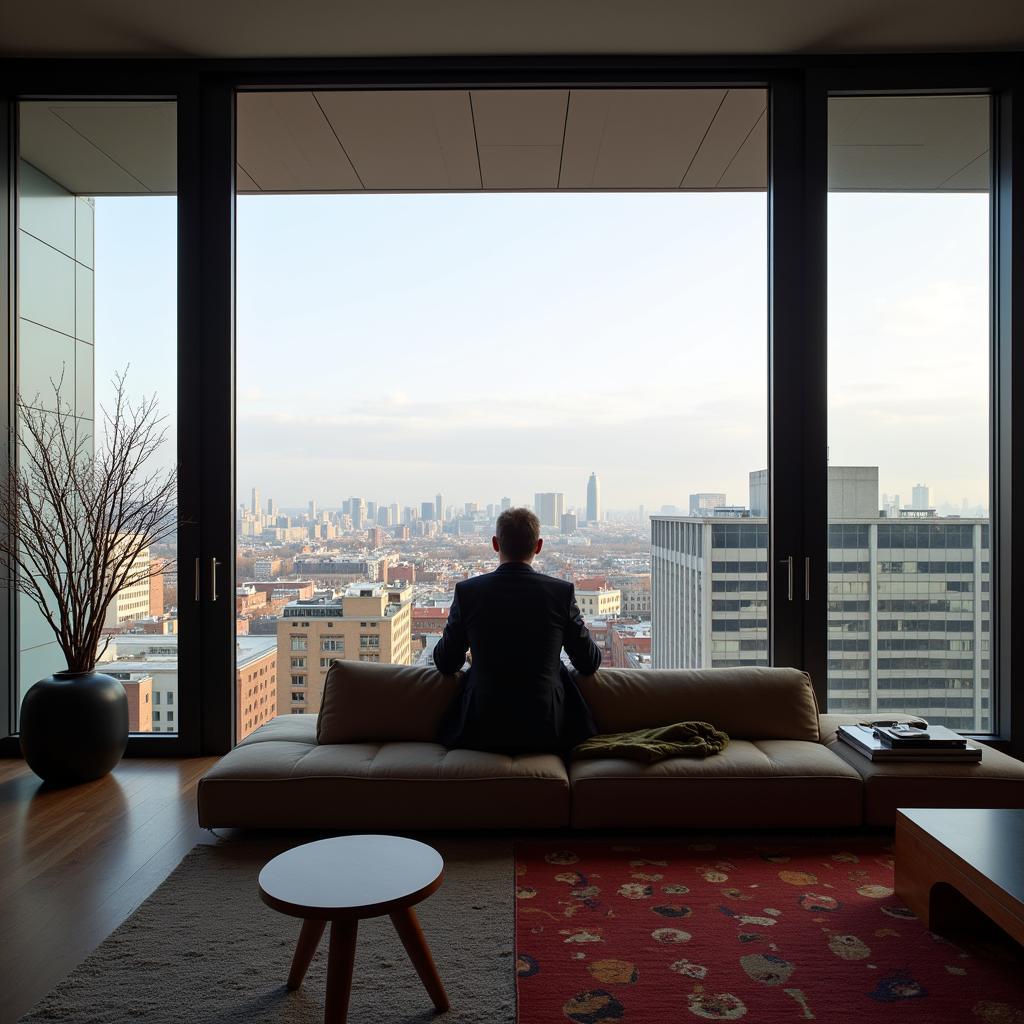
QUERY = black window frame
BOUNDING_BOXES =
[0,52,1020,757]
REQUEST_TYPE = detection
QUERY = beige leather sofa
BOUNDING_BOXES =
[197,661,1024,830]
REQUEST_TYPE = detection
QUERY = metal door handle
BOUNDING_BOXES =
[779,556,793,602]
[211,557,221,601]
[194,557,200,602]
[804,556,811,601]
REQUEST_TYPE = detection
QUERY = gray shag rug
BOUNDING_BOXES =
[19,838,515,1024]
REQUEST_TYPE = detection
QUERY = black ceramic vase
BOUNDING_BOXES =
[19,670,129,785]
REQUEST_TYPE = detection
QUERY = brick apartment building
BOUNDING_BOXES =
[236,635,278,740]
[412,606,449,634]
[277,582,413,715]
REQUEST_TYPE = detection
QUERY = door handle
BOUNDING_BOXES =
[194,557,200,602]
[804,556,811,601]
[211,557,221,602]
[779,556,793,602]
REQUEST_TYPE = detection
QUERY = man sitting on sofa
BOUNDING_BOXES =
[433,506,602,753]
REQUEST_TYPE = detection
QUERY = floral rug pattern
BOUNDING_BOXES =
[514,839,1024,1023]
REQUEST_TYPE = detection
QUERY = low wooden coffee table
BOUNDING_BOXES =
[895,807,1024,944]
[259,834,450,1023]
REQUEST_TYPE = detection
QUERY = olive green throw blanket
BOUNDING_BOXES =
[573,721,729,763]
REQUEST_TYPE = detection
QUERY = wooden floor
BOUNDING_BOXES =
[0,756,219,1024]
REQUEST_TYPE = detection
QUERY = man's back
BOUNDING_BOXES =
[433,562,601,751]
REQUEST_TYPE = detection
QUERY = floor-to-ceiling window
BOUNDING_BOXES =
[234,87,769,726]
[15,100,180,735]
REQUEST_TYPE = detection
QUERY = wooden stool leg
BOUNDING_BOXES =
[287,918,327,990]
[390,906,450,1012]
[324,919,358,1024]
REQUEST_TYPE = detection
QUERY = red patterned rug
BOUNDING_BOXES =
[514,838,1024,1023]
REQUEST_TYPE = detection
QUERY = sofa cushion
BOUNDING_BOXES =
[576,667,820,741]
[569,739,863,828]
[821,712,1024,826]
[316,659,460,744]
[198,714,569,829]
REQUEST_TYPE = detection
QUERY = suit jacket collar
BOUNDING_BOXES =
[495,561,535,572]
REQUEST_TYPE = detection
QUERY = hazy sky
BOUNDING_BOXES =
[94,187,989,514]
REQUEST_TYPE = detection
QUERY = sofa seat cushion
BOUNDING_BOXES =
[569,739,863,828]
[821,713,1024,827]
[198,715,569,829]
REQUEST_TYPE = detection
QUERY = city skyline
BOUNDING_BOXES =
[236,467,988,523]
[91,189,989,512]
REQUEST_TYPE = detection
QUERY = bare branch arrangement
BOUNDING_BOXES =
[0,369,178,673]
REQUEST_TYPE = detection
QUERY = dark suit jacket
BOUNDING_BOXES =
[433,562,602,752]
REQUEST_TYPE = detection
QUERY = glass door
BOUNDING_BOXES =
[825,93,992,731]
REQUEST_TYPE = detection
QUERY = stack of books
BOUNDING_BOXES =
[837,721,982,762]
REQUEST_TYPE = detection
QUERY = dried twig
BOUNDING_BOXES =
[0,369,178,673]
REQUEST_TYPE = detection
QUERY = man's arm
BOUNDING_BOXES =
[563,583,602,675]
[433,585,469,674]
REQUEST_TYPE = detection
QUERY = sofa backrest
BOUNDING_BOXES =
[575,666,820,741]
[317,659,460,744]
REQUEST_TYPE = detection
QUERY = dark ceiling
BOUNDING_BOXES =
[2,0,1024,59]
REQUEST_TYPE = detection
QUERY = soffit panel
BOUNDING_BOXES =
[236,164,260,193]
[471,90,567,189]
[681,89,767,189]
[828,95,990,191]
[716,108,768,189]
[314,90,480,190]
[559,89,728,189]
[236,92,361,191]
[19,102,175,195]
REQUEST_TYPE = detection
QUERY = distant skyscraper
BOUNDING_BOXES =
[534,492,565,528]
[378,505,393,527]
[421,500,435,521]
[586,473,601,524]
[308,499,317,520]
[560,511,578,533]
[389,502,400,526]
[350,497,364,530]
[912,483,930,509]
[251,486,260,515]
[500,496,512,511]
[266,497,276,518]
[435,493,443,521]
[366,500,377,522]
[689,492,726,516]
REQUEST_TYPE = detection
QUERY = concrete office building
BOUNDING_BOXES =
[276,582,413,715]
[652,467,991,731]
